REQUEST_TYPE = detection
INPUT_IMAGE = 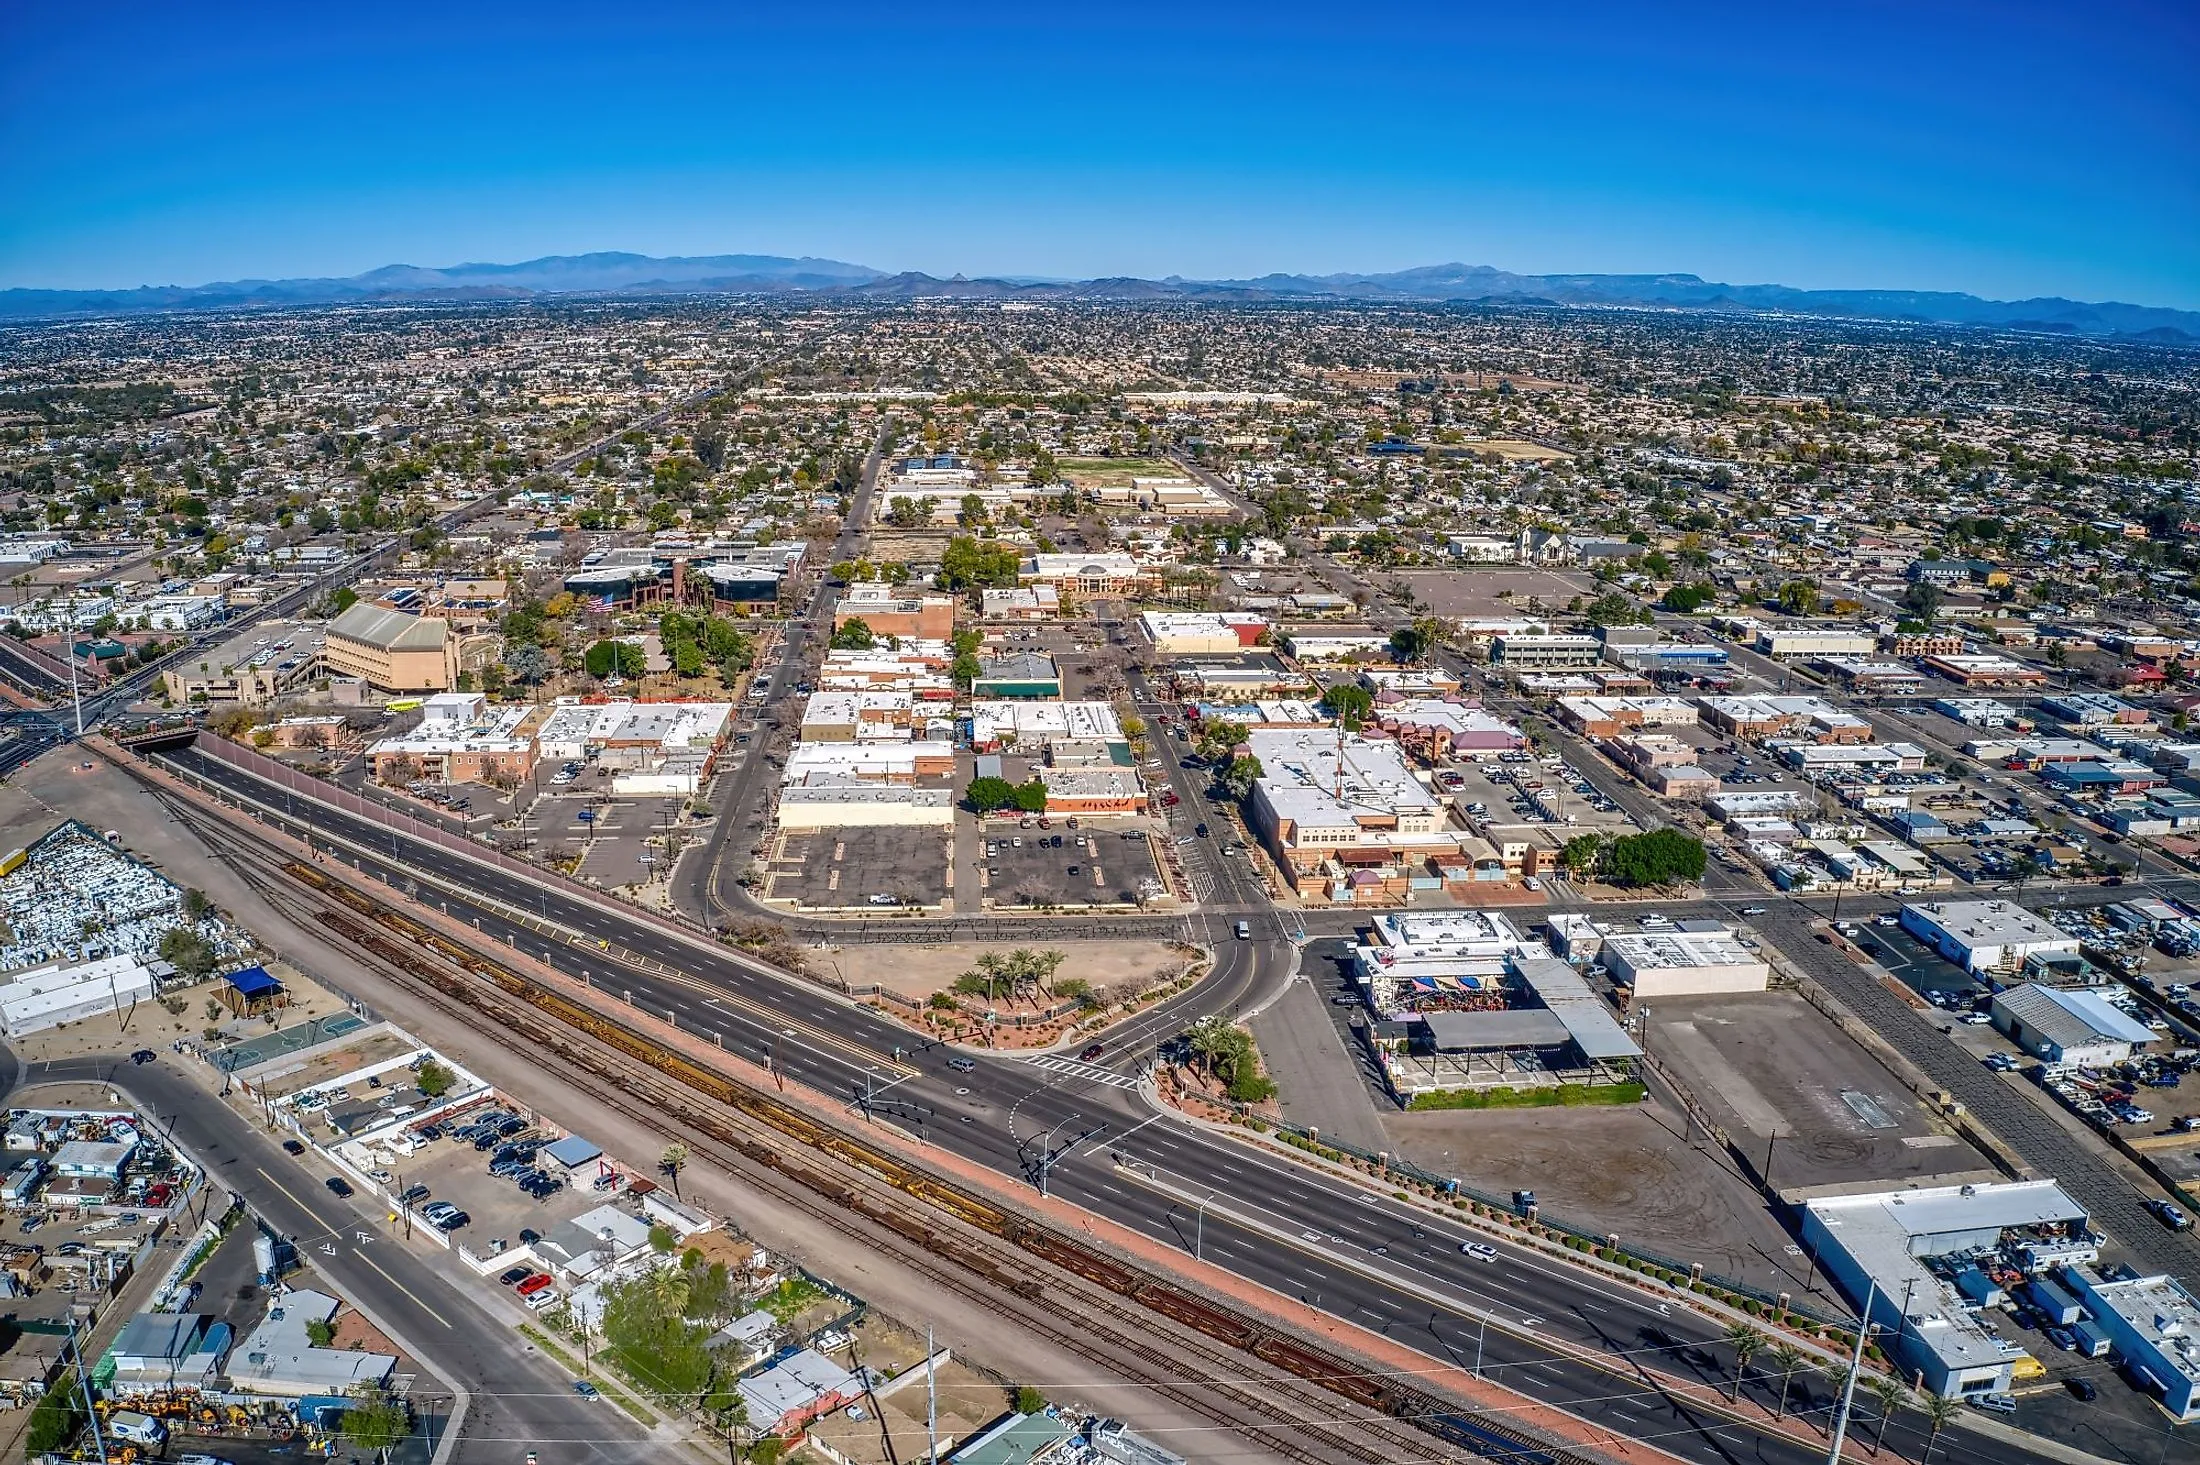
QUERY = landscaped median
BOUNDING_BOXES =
[1404,1080,1646,1111]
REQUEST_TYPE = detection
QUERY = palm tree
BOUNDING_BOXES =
[1723,1322,1767,1402]
[1865,1375,1909,1456]
[1919,1391,1961,1463]
[1766,1341,1809,1418]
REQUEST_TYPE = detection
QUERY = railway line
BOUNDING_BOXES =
[169,795,1599,1465]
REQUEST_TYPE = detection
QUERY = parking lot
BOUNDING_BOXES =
[385,1113,617,1249]
[1442,753,1636,836]
[525,791,687,888]
[765,827,949,909]
[1645,991,1995,1188]
[978,821,1162,908]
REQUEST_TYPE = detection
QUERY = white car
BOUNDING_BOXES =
[1460,1242,1498,1261]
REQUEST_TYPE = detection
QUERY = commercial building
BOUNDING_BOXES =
[1755,626,1876,658]
[1934,698,2024,729]
[1990,984,2156,1066]
[1139,611,1269,654]
[137,594,224,631]
[322,602,464,693]
[365,693,538,784]
[1801,1181,2091,1399]
[1020,553,1160,597]
[2062,1271,2200,1419]
[1369,699,1525,757]
[530,698,734,793]
[776,783,954,829]
[799,690,931,743]
[1553,696,1699,738]
[1490,633,1604,669]
[228,1289,396,1399]
[783,741,955,786]
[1281,627,1392,662]
[979,586,1059,620]
[1601,927,1770,998]
[970,652,1062,700]
[834,581,956,642]
[1243,728,1459,903]
[967,700,1125,752]
[1699,695,1873,743]
[1922,653,2050,688]
[1900,900,2083,974]
[1779,741,1929,774]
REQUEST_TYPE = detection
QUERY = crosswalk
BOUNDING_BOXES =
[1020,1053,1143,1088]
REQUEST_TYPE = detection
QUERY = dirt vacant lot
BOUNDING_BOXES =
[1395,568,1602,619]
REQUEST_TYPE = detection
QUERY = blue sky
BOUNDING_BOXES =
[3,0,2196,306]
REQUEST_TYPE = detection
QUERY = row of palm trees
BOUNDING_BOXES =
[1721,1321,1964,1459]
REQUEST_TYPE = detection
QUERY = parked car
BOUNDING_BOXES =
[324,1177,353,1199]
[498,1266,532,1286]
[2145,1199,2193,1232]
[282,1139,306,1155]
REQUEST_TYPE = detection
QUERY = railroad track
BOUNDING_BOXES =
[168,799,1588,1465]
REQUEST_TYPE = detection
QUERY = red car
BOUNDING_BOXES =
[515,1272,555,1297]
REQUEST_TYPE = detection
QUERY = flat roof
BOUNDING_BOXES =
[1904,899,2076,949]
[1422,1009,1571,1052]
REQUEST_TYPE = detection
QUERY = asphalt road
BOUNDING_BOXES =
[3,1053,658,1465]
[156,741,2069,1465]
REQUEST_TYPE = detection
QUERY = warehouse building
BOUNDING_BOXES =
[2062,1270,2200,1420]
[1801,1181,2090,1399]
[1602,926,1770,999]
[1900,900,2083,974]
[1990,984,2156,1066]
[1755,626,1876,658]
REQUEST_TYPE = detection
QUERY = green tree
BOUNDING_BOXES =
[1321,682,1374,730]
[1901,579,1946,626]
[1601,829,1706,887]
[938,535,1023,590]
[1919,1390,1962,1463]
[965,776,1018,813]
[660,1143,689,1199]
[1014,1385,1047,1414]
[1219,755,1264,801]
[338,1386,412,1459]
[584,639,646,679]
[1583,591,1642,627]
[1766,1341,1809,1418]
[1776,580,1821,616]
[415,1059,456,1098]
[181,887,211,919]
[24,1370,83,1455]
[1558,833,1604,880]
[1722,1321,1765,1401]
[830,617,876,651]
[1865,1376,1910,1457]
[159,926,216,981]
[1387,617,1442,664]
[1012,778,1049,813]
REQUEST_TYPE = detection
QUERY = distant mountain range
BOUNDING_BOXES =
[4,251,2194,340]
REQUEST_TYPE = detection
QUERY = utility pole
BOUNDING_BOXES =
[925,1323,937,1463]
[1825,1278,1879,1465]
[65,1316,106,1464]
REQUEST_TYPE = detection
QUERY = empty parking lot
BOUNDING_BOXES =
[766,827,949,909]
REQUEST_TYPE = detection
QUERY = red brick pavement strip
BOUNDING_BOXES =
[134,749,1713,1464]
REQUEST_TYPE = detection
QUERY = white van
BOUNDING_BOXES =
[1235,921,1251,940]
[107,1411,168,1447]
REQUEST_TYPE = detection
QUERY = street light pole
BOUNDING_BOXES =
[1194,1188,1216,1262]
[1825,1277,1879,1465]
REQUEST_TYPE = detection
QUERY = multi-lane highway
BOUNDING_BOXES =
[153,737,2062,1465]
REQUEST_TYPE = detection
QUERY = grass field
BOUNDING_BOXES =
[1059,456,1178,484]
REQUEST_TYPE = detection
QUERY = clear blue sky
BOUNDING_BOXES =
[4,0,2195,306]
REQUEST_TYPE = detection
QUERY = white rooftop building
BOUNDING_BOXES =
[2063,1270,2200,1419]
[1900,900,2083,974]
[1801,1181,2091,1399]
[1602,927,1770,999]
